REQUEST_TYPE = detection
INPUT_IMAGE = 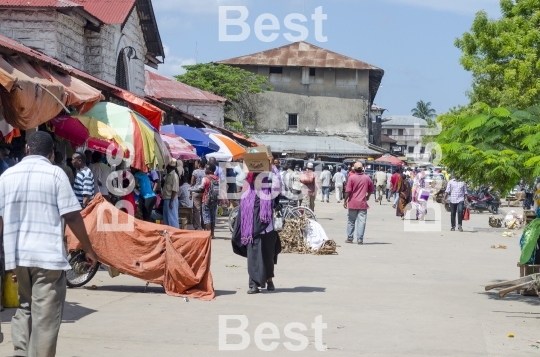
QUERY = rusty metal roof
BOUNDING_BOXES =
[380,134,397,144]
[218,41,384,104]
[145,70,226,103]
[70,0,135,25]
[0,0,81,7]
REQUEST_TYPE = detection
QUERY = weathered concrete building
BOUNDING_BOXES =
[381,115,429,161]
[0,0,164,97]
[145,70,226,127]
[218,41,384,150]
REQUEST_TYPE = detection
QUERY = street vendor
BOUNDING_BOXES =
[232,156,282,295]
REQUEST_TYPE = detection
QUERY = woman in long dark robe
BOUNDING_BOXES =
[232,168,282,294]
[396,174,412,219]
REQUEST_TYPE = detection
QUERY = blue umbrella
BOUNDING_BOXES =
[160,124,219,157]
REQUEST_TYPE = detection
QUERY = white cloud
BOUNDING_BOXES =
[150,45,196,77]
[384,0,500,15]
[152,0,252,14]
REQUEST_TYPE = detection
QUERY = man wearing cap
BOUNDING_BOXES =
[344,162,374,244]
[300,162,316,211]
[162,159,180,228]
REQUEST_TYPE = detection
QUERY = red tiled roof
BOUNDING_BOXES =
[71,0,135,25]
[144,70,226,103]
[0,0,81,7]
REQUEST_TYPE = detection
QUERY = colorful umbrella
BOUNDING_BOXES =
[160,124,219,157]
[160,133,199,160]
[76,102,171,172]
[48,115,125,156]
[375,155,404,166]
[205,133,246,161]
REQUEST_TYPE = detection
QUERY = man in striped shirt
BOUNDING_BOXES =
[72,152,95,208]
[0,131,98,356]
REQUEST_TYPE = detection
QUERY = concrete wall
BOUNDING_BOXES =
[256,91,369,145]
[0,8,147,96]
[164,99,225,127]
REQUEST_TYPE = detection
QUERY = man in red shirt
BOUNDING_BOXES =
[344,162,374,245]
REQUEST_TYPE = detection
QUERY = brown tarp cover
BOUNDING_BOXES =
[66,194,215,301]
[32,64,104,115]
[0,55,66,129]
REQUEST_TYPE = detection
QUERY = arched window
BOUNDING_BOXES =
[115,49,128,90]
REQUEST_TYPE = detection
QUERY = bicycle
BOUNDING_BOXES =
[228,196,317,232]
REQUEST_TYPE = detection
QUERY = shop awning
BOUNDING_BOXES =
[113,89,163,131]
[0,55,66,130]
[0,54,105,130]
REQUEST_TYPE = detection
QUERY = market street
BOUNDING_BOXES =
[0,199,535,357]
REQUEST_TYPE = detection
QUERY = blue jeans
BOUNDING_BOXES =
[322,186,330,201]
[394,192,399,205]
[347,209,367,242]
[163,198,179,228]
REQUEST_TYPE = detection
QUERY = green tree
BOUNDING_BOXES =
[455,0,540,109]
[411,100,437,124]
[435,104,540,194]
[175,63,272,128]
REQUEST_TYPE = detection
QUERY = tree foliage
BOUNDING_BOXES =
[175,63,272,127]
[435,104,540,194]
[411,100,437,125]
[455,0,540,109]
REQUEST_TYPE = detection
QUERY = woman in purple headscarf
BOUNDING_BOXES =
[232,165,282,294]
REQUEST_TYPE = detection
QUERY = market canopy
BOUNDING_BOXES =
[375,155,405,166]
[160,133,199,160]
[205,133,245,161]
[161,124,219,157]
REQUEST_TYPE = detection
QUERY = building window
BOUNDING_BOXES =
[420,147,426,154]
[309,68,316,76]
[115,49,128,90]
[270,66,283,74]
[398,129,404,136]
[386,129,392,135]
[288,114,298,130]
[408,146,415,154]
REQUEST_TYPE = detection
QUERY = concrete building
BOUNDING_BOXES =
[218,41,384,151]
[0,0,164,97]
[381,115,429,160]
[144,70,226,127]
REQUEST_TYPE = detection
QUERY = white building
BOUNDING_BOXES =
[381,115,429,161]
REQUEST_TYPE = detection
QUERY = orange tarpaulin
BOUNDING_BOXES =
[32,64,104,115]
[66,194,215,300]
[0,55,66,130]
[113,90,163,131]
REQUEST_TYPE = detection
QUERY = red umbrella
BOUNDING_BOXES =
[375,155,404,166]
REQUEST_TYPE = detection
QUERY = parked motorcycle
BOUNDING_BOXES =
[434,187,445,204]
[466,186,500,214]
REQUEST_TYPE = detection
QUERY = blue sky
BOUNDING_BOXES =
[150,0,501,116]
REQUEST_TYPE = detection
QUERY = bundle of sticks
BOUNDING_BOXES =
[485,274,540,298]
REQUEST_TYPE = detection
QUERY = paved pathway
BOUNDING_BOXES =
[0,197,537,356]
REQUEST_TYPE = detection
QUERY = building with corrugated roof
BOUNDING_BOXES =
[218,41,384,152]
[144,70,226,127]
[0,0,164,96]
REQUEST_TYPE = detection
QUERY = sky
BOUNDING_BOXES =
[150,0,502,117]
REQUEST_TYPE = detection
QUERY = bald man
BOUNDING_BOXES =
[344,162,374,245]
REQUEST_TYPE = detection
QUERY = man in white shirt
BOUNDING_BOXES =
[89,151,111,201]
[332,169,346,203]
[373,168,388,203]
[320,166,332,203]
[0,132,98,356]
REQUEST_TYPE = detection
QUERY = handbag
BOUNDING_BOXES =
[463,207,470,221]
[273,210,284,231]
[418,188,430,202]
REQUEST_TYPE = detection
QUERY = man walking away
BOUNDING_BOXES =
[444,174,467,232]
[390,169,401,208]
[89,151,111,202]
[386,169,392,201]
[320,165,332,203]
[300,162,316,211]
[0,132,98,357]
[190,160,206,230]
[373,168,387,203]
[191,163,220,239]
[291,164,303,202]
[162,159,180,228]
[332,168,346,203]
[72,152,95,209]
[344,162,374,245]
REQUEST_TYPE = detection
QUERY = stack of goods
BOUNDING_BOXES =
[280,216,336,255]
